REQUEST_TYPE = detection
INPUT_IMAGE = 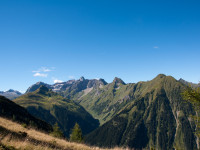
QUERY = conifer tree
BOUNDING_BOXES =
[70,123,83,143]
[50,122,64,138]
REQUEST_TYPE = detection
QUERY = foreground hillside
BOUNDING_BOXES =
[0,95,52,132]
[14,86,99,137]
[0,117,123,150]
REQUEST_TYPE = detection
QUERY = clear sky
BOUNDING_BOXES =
[0,0,200,92]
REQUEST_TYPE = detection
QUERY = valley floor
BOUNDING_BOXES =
[0,117,125,150]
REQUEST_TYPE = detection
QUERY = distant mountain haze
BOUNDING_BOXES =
[0,89,22,100]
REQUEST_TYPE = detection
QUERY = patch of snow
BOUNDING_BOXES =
[52,84,64,91]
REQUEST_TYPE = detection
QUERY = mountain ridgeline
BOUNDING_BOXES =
[14,86,99,137]
[23,74,199,149]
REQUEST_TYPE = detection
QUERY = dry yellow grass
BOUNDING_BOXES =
[0,117,127,150]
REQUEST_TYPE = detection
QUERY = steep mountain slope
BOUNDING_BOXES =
[25,76,199,127]
[25,77,131,124]
[85,75,197,150]
[74,77,135,124]
[0,95,52,132]
[0,89,22,100]
[60,77,108,100]
[14,86,99,137]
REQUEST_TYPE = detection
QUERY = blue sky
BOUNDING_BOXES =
[0,0,200,92]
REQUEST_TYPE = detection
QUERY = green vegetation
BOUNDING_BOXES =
[71,77,134,124]
[0,144,16,150]
[183,86,200,111]
[14,86,99,137]
[21,123,27,128]
[85,75,197,150]
[50,123,64,138]
[183,85,200,137]
[70,123,83,143]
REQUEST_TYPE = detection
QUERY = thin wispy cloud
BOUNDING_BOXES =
[33,73,48,77]
[153,46,159,49]
[68,76,75,79]
[32,67,54,73]
[32,67,55,78]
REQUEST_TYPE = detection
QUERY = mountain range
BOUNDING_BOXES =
[1,74,199,149]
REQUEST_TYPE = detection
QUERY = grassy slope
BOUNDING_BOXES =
[14,86,99,137]
[74,80,135,124]
[0,117,125,150]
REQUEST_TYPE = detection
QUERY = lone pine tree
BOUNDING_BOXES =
[70,123,83,143]
[50,122,64,138]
